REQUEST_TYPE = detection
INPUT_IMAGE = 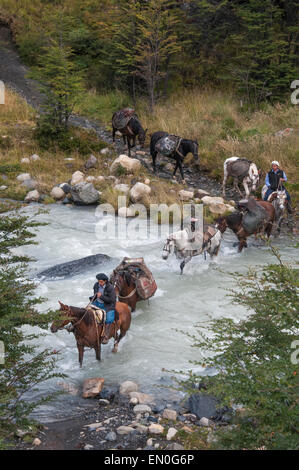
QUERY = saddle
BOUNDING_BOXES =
[155,134,180,157]
[238,199,267,234]
[111,257,157,300]
[112,108,137,130]
[86,305,106,325]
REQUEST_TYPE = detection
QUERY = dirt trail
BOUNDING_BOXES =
[0,24,233,197]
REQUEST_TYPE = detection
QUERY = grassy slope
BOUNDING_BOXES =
[0,89,183,209]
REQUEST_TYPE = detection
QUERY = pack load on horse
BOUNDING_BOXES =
[50,300,131,367]
[110,257,157,312]
[223,156,261,197]
[150,131,199,184]
[162,217,222,274]
[112,108,148,157]
[216,198,275,252]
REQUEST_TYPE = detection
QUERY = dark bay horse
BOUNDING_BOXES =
[216,200,275,252]
[112,113,148,157]
[150,131,199,183]
[50,301,131,367]
[110,270,139,312]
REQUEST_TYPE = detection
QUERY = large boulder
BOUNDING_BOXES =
[179,189,194,201]
[25,190,40,203]
[119,380,139,395]
[71,171,85,186]
[194,189,210,198]
[17,173,31,182]
[187,393,229,421]
[50,186,66,200]
[208,202,229,215]
[82,378,105,398]
[21,178,37,190]
[130,182,151,202]
[201,196,225,205]
[84,154,98,170]
[110,154,141,174]
[70,182,100,205]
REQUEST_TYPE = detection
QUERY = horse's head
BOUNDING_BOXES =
[111,270,133,296]
[215,216,228,234]
[249,163,260,191]
[50,301,73,333]
[192,140,199,162]
[162,237,174,259]
[276,190,287,212]
[138,128,148,148]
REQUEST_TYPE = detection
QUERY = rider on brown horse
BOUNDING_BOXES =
[91,273,116,344]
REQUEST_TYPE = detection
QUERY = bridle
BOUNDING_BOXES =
[113,270,137,300]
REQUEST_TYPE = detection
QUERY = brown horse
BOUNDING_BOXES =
[112,112,147,157]
[110,270,139,312]
[50,301,131,367]
[216,200,275,252]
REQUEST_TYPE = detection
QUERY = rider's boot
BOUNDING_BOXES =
[101,323,112,344]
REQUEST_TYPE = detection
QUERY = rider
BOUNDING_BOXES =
[263,161,292,213]
[91,273,116,344]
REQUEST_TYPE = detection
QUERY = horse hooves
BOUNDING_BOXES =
[112,347,118,353]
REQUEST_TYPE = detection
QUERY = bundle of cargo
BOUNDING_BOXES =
[112,108,137,130]
[154,134,180,156]
[111,257,157,301]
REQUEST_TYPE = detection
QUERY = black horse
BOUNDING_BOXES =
[150,131,199,183]
[112,113,148,157]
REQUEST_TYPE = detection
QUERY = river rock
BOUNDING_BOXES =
[194,188,210,198]
[31,154,40,161]
[84,154,97,170]
[188,393,227,420]
[129,391,154,404]
[130,182,151,202]
[162,409,177,421]
[110,154,141,174]
[17,173,31,182]
[0,185,7,190]
[21,157,30,164]
[70,182,100,205]
[130,397,139,405]
[119,380,139,395]
[59,183,71,194]
[166,443,184,450]
[116,425,134,435]
[199,417,210,427]
[97,176,105,182]
[84,444,93,450]
[71,170,85,186]
[118,206,136,218]
[201,195,224,205]
[166,427,178,440]
[105,431,116,441]
[25,190,40,202]
[82,377,105,398]
[86,176,96,183]
[21,178,37,190]
[32,438,42,446]
[50,186,65,200]
[179,189,194,201]
[149,424,164,435]
[100,147,110,155]
[114,183,130,195]
[133,404,151,414]
[208,202,229,215]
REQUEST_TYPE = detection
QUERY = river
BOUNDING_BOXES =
[17,203,296,422]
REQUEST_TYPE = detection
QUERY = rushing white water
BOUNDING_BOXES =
[17,203,296,421]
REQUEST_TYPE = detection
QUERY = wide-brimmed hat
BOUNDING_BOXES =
[96,273,108,281]
[271,160,280,166]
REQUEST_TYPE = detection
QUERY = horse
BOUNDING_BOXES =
[215,200,275,252]
[223,157,261,198]
[50,301,131,367]
[162,224,222,274]
[110,269,140,312]
[261,185,288,235]
[150,131,199,184]
[112,112,147,157]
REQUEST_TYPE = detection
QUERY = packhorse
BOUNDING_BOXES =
[162,222,222,274]
[150,131,199,184]
[111,269,140,312]
[112,109,147,157]
[216,199,275,252]
[50,301,131,367]
[262,185,289,235]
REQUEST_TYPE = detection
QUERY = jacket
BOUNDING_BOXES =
[93,281,116,312]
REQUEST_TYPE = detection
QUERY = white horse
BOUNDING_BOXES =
[223,156,260,197]
[162,225,222,274]
[261,185,288,234]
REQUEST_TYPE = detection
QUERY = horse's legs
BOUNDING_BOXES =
[95,343,101,361]
[234,178,243,196]
[123,133,126,145]
[112,323,127,353]
[112,126,116,143]
[180,255,192,274]
[77,344,84,368]
[127,136,131,157]
[238,238,247,252]
[243,181,250,198]
[222,174,228,197]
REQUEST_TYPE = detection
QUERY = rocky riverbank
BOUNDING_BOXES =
[13,379,232,451]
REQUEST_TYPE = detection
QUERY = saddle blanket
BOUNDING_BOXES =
[87,305,105,324]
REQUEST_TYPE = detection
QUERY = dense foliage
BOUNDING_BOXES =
[179,247,299,449]
[1,0,298,106]
[0,202,62,446]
